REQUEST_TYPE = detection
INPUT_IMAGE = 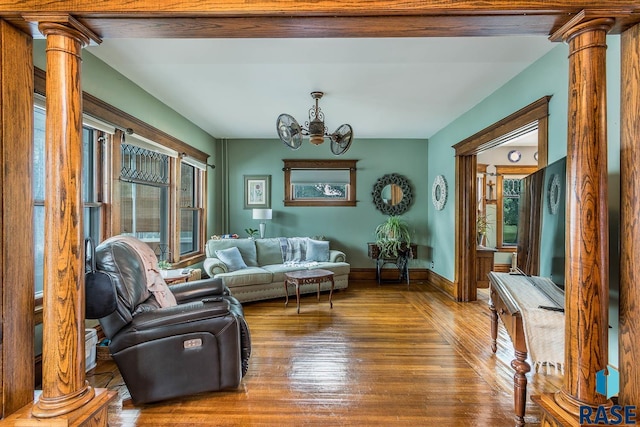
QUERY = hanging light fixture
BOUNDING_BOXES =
[276,91,354,155]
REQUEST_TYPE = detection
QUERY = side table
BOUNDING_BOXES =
[367,242,417,284]
[163,268,201,286]
[284,269,335,314]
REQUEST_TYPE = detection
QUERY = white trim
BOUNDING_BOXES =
[34,94,116,135]
[83,115,116,134]
[34,93,46,109]
[181,156,207,171]
[124,132,178,158]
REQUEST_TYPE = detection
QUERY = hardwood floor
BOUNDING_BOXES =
[87,279,563,426]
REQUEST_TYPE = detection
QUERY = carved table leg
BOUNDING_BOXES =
[329,277,334,309]
[489,301,498,353]
[296,281,301,314]
[284,279,289,307]
[511,350,531,427]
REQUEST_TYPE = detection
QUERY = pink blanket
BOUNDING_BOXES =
[103,235,177,308]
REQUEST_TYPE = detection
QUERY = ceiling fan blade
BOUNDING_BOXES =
[276,113,303,149]
[330,124,353,155]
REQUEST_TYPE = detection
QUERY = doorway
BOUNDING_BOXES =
[452,96,550,301]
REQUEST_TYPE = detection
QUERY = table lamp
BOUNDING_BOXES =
[252,208,272,238]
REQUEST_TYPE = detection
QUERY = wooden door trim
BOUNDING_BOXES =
[452,96,550,301]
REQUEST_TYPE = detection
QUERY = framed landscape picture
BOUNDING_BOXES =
[244,175,271,209]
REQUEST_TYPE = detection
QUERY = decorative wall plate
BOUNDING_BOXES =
[432,175,448,211]
[548,173,561,214]
[507,149,522,163]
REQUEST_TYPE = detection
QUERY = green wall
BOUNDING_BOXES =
[33,40,218,239]
[223,138,429,269]
[427,36,621,365]
[34,36,624,364]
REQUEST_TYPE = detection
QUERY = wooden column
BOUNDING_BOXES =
[619,21,640,407]
[455,154,477,302]
[31,19,95,418]
[533,16,614,425]
[557,17,613,415]
[0,19,35,418]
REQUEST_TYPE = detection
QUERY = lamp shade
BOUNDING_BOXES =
[252,209,272,220]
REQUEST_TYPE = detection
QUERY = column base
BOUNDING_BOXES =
[532,392,613,427]
[0,388,117,427]
[31,382,96,418]
[533,393,581,427]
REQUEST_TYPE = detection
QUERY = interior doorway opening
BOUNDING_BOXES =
[452,96,551,301]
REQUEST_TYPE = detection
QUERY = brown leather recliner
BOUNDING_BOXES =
[89,236,251,405]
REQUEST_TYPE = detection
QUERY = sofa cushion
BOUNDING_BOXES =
[306,239,330,262]
[262,264,310,283]
[215,247,248,272]
[255,238,284,266]
[308,262,351,276]
[206,238,258,267]
[216,267,273,287]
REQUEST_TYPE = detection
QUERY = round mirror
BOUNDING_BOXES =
[381,184,404,206]
[372,174,413,215]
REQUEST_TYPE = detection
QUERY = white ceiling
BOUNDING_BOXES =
[86,37,556,140]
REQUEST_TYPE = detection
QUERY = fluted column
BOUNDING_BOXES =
[31,20,95,418]
[619,21,640,408]
[555,17,614,416]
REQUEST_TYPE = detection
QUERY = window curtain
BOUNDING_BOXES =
[516,168,544,275]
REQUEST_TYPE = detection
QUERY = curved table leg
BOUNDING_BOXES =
[489,302,498,353]
[284,279,289,307]
[511,350,531,427]
[329,277,334,309]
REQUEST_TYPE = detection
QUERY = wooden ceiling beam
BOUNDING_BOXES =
[1,1,639,39]
[0,0,638,15]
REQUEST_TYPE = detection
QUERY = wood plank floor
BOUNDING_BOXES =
[87,279,563,426]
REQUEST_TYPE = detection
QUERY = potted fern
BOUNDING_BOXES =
[375,215,411,258]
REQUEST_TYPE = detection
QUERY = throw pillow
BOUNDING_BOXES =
[215,247,248,272]
[306,239,330,262]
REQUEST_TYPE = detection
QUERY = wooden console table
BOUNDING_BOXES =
[488,272,565,427]
[476,246,496,288]
[367,242,417,284]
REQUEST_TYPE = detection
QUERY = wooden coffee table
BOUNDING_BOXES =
[284,269,335,314]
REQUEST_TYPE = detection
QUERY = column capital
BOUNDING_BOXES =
[550,10,620,43]
[22,13,101,46]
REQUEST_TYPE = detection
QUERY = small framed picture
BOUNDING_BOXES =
[244,175,271,209]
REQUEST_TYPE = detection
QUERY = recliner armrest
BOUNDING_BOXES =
[132,300,231,330]
[170,277,227,303]
[329,249,347,263]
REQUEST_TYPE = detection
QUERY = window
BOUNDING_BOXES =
[33,104,45,300]
[120,143,170,259]
[179,162,204,256]
[118,137,207,264]
[501,178,522,245]
[494,165,537,249]
[33,101,109,299]
[283,159,357,207]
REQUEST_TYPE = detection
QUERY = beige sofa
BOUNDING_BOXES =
[203,237,350,303]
